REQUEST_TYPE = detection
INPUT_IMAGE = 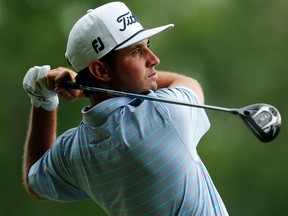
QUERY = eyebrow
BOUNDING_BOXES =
[130,39,150,49]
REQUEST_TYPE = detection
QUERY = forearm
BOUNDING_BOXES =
[157,71,204,103]
[23,107,57,199]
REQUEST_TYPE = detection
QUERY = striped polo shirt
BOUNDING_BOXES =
[29,87,228,215]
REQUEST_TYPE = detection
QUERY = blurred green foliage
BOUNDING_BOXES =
[0,0,287,215]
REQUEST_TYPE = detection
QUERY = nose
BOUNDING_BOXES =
[146,49,160,68]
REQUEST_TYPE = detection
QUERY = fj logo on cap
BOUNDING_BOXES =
[117,12,139,31]
[92,37,105,54]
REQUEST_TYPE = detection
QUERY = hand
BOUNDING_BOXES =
[23,65,59,111]
[45,67,84,101]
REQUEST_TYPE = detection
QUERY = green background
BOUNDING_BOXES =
[1,0,287,215]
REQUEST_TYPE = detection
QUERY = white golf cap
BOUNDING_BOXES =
[65,1,174,72]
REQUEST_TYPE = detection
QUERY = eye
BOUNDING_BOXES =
[147,40,151,48]
[131,48,141,56]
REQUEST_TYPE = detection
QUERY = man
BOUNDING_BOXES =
[22,2,229,215]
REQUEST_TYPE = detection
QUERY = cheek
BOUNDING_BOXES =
[120,61,145,80]
[110,58,149,91]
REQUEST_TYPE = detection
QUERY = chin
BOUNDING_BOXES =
[151,83,158,91]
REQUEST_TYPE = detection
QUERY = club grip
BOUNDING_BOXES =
[63,81,81,89]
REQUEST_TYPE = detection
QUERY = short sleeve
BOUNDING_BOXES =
[28,138,90,202]
[152,87,211,159]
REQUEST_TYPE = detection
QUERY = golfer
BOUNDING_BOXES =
[22,2,229,215]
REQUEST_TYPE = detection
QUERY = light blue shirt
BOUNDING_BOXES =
[29,87,228,215]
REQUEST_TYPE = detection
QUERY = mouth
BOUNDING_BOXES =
[148,72,158,80]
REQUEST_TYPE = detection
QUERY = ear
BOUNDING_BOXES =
[88,60,111,81]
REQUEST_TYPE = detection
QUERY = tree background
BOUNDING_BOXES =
[0,0,287,215]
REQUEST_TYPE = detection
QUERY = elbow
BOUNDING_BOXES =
[23,168,46,200]
[24,183,46,200]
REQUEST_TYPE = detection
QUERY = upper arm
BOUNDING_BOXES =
[157,71,204,103]
[28,142,90,202]
[153,87,211,153]
[168,77,204,103]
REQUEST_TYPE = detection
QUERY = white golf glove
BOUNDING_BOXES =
[23,65,59,111]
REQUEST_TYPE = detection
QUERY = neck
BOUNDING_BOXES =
[89,92,114,107]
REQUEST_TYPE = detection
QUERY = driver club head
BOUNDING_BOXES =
[237,104,281,143]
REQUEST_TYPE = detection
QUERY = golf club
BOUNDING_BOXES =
[64,81,281,143]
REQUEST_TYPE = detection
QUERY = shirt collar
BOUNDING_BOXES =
[82,97,134,126]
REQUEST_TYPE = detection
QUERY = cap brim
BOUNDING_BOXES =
[115,24,174,50]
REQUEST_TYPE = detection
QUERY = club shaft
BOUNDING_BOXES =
[65,81,237,114]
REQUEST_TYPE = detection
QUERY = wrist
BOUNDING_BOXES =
[23,65,59,111]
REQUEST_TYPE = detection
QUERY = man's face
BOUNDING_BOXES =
[108,39,160,94]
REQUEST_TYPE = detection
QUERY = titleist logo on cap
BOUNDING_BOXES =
[117,11,139,31]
